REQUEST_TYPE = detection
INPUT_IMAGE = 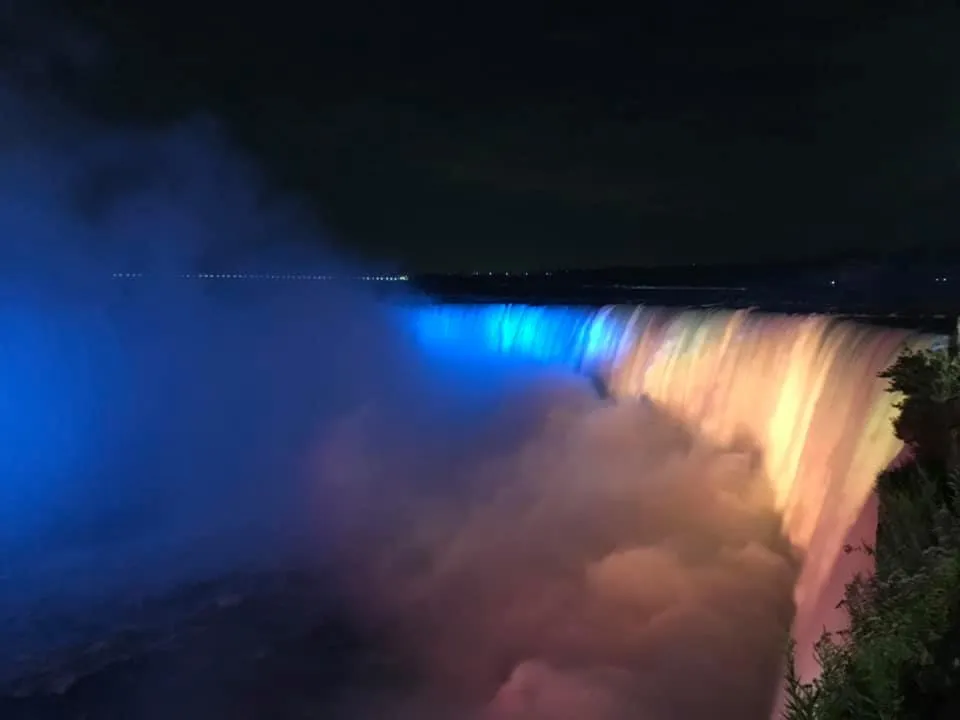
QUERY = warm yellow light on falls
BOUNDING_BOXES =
[415,303,944,696]
[606,309,937,624]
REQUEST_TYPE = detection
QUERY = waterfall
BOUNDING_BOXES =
[411,303,945,676]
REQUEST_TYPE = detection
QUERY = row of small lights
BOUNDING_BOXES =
[830,277,950,285]
[470,271,552,277]
[111,273,409,281]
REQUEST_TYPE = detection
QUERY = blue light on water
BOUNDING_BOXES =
[407,304,631,371]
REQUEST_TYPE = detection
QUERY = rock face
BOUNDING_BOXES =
[788,493,879,686]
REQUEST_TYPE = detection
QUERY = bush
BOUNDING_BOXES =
[782,349,960,720]
[880,348,960,471]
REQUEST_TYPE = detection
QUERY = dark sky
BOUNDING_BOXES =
[36,2,960,270]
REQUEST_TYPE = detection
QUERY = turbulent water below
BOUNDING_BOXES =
[1,298,942,719]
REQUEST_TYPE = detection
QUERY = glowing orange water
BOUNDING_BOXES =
[416,303,943,690]
[601,308,939,680]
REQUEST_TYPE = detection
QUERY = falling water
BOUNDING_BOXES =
[1,299,946,717]
[411,303,946,679]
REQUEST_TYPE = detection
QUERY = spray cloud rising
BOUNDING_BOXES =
[315,377,799,718]
[0,25,805,719]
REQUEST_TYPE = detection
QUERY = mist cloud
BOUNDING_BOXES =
[1,17,800,719]
[0,33,412,671]
[313,378,799,718]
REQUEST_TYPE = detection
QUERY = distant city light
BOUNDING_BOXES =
[470,271,553,277]
[110,273,409,281]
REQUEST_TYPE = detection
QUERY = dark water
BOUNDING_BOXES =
[0,571,410,719]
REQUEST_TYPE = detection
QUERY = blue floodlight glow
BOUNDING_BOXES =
[407,304,633,372]
[1,309,86,478]
[0,301,134,541]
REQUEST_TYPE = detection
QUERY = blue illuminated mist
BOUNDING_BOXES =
[0,71,582,696]
[0,39,797,720]
[0,78,420,654]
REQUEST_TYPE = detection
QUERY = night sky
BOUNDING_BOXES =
[20,2,960,271]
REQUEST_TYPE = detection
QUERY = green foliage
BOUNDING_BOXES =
[782,348,960,720]
[878,349,960,468]
[878,348,960,405]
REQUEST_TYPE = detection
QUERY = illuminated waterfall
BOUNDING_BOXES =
[411,304,945,616]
